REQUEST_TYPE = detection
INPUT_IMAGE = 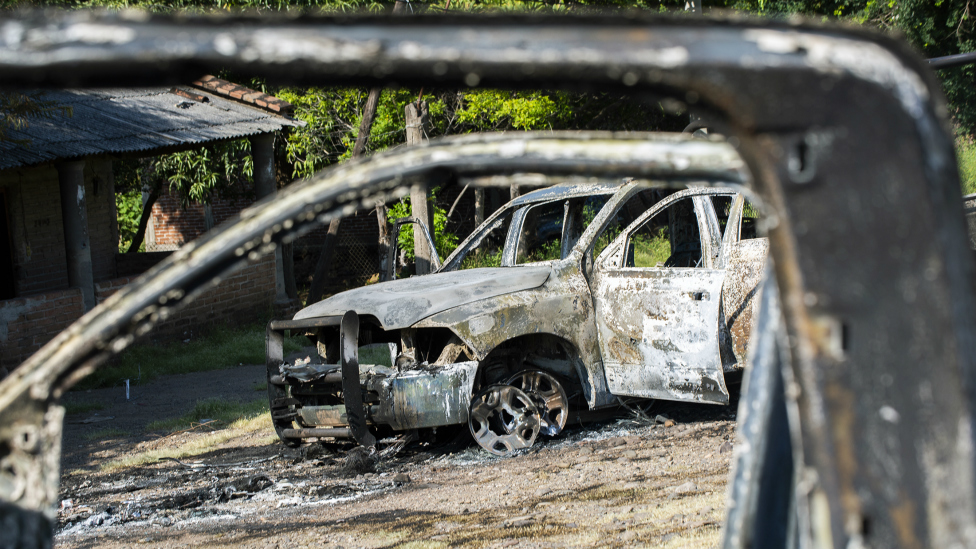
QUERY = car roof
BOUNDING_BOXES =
[509,180,626,207]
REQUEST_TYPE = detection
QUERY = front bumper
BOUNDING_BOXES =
[266,311,478,447]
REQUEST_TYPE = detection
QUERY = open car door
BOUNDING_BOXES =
[590,190,729,404]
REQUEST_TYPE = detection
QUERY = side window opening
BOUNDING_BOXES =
[516,200,565,264]
[740,200,761,240]
[457,209,513,270]
[516,195,614,265]
[711,195,734,237]
[592,188,669,260]
[626,197,703,268]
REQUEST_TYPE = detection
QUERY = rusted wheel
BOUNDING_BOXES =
[506,369,569,436]
[468,384,541,456]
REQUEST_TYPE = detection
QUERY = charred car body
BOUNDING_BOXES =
[266,134,768,455]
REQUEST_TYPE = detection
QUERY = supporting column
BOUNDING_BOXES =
[249,133,292,307]
[56,160,96,311]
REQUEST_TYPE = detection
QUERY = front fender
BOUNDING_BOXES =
[414,266,614,409]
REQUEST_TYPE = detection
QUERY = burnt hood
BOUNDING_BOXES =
[294,266,552,329]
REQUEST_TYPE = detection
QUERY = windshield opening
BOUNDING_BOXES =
[515,195,613,264]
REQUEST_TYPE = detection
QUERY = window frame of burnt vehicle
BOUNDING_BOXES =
[268,171,769,458]
[1,12,973,549]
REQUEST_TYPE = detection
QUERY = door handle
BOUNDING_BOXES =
[692,291,708,301]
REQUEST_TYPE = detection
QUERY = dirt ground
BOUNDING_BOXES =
[55,362,739,549]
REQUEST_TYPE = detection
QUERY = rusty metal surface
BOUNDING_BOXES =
[0,11,972,549]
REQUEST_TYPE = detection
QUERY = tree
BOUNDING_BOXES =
[0,92,71,144]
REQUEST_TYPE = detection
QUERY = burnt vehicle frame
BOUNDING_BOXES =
[0,11,973,549]
[266,158,768,456]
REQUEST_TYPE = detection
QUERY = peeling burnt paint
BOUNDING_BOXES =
[368,361,478,430]
[722,239,769,367]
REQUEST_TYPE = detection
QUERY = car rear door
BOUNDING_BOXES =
[590,190,729,404]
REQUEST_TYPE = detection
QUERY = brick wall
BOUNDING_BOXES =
[0,288,84,371]
[149,188,253,249]
[0,253,277,371]
[1,165,69,295]
[95,253,277,339]
[0,160,119,297]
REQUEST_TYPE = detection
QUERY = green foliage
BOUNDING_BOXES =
[631,227,671,267]
[523,239,562,262]
[460,248,503,269]
[958,135,976,195]
[161,140,253,207]
[115,189,143,252]
[457,90,573,130]
[73,322,303,390]
[0,92,71,144]
[386,192,459,261]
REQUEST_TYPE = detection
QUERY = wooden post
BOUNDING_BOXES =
[56,160,95,311]
[510,183,520,201]
[250,133,290,304]
[474,188,485,227]
[406,100,433,274]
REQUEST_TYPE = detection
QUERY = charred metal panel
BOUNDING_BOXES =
[297,405,347,427]
[722,238,769,368]
[294,266,551,329]
[593,268,728,403]
[418,261,615,409]
[370,361,478,430]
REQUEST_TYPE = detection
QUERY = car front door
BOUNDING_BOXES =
[590,190,730,404]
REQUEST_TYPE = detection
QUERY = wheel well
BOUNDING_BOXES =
[477,333,585,398]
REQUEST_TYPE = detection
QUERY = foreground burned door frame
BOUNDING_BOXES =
[1,13,974,549]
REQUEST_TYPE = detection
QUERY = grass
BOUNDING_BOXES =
[100,411,276,472]
[632,228,672,268]
[959,135,976,196]
[146,397,268,432]
[74,322,304,391]
[360,343,396,367]
[63,401,105,415]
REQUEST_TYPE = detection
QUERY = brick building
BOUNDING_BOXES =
[0,82,300,371]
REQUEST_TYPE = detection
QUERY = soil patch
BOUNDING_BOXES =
[56,364,738,548]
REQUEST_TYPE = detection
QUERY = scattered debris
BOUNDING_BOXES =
[342,446,376,475]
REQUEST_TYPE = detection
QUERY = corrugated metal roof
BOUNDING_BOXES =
[0,87,302,170]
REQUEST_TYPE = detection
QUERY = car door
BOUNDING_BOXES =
[717,194,770,367]
[590,191,730,404]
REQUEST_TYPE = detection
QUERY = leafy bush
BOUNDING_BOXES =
[115,189,143,252]
[958,136,976,196]
[386,192,459,262]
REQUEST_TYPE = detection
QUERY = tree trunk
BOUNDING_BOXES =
[474,188,485,226]
[406,100,433,274]
[306,218,341,304]
[305,1,407,303]
[306,87,384,304]
[126,183,160,254]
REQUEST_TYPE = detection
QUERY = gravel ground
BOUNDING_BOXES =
[56,364,739,549]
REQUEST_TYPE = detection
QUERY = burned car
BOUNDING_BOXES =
[266,135,768,455]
